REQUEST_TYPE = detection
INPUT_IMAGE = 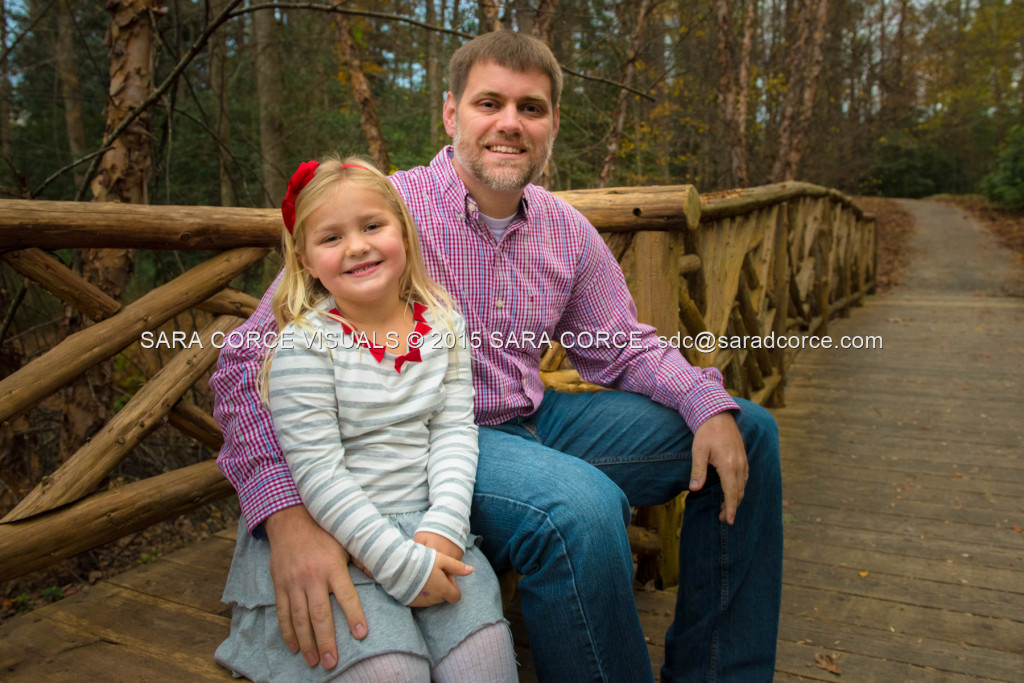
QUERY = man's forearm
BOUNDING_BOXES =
[210,270,302,532]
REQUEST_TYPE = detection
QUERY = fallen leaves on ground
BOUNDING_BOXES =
[815,652,842,675]
[853,196,916,292]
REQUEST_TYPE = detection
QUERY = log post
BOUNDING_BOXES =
[168,401,225,452]
[631,230,684,588]
[767,203,790,407]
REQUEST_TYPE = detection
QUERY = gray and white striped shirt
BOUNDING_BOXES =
[268,304,477,605]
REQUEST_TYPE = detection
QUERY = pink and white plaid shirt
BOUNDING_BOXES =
[212,147,737,531]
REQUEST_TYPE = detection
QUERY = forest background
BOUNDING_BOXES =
[4,0,1023,209]
[0,0,1022,614]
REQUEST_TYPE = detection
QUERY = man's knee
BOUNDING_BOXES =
[509,471,632,574]
[734,399,779,454]
[733,399,782,501]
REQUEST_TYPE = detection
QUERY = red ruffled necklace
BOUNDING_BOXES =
[328,301,431,374]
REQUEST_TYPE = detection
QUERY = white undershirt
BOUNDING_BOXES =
[479,212,516,243]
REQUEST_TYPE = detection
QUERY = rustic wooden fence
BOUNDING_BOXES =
[0,181,874,586]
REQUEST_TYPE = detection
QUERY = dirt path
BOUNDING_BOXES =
[897,200,1022,297]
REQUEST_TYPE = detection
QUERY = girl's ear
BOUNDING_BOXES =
[298,252,319,280]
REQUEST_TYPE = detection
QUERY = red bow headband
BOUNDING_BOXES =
[281,161,369,233]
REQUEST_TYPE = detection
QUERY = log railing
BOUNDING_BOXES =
[0,181,874,583]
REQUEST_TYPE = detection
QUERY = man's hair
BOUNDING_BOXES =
[448,31,563,110]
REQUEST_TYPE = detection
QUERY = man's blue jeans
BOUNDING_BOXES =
[470,390,783,682]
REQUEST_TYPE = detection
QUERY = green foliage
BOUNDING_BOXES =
[134,549,161,565]
[5,7,109,200]
[862,131,951,199]
[1,0,1019,205]
[980,126,1024,210]
[42,586,64,603]
[12,593,32,613]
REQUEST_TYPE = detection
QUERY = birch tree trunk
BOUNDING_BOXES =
[597,0,653,188]
[56,0,88,189]
[61,0,162,458]
[253,7,287,207]
[210,0,236,205]
[336,15,390,171]
[770,0,828,182]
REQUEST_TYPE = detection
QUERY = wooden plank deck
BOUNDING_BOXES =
[773,200,1024,681]
[2,200,1022,681]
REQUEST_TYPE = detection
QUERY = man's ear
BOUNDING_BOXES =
[442,92,457,138]
[552,105,560,140]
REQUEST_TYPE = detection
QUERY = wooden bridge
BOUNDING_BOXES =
[1,187,1020,679]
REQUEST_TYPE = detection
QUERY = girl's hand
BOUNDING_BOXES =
[414,530,465,562]
[350,556,373,580]
[408,553,473,607]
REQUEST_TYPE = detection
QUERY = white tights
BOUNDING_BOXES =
[333,622,517,682]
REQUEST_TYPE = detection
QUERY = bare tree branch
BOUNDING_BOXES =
[31,148,111,198]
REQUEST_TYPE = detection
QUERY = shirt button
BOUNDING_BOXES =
[495,299,504,309]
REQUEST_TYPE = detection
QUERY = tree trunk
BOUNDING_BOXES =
[771,0,808,183]
[336,14,391,171]
[735,1,755,184]
[0,0,11,163]
[770,0,828,182]
[512,0,533,33]
[61,0,162,459]
[252,7,287,207]
[597,0,653,188]
[716,0,757,188]
[210,0,236,205]
[479,0,501,32]
[56,0,88,189]
[531,0,556,44]
[426,0,441,147]
[532,0,558,188]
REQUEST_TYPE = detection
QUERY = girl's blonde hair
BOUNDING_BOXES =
[262,155,457,396]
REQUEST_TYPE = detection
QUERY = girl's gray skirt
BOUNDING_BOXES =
[215,512,507,682]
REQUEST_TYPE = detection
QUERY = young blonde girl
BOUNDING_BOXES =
[216,156,516,683]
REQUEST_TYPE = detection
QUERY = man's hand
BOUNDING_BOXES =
[413,530,464,562]
[264,505,368,670]
[689,412,749,525]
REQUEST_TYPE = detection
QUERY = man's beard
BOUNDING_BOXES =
[452,123,553,193]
